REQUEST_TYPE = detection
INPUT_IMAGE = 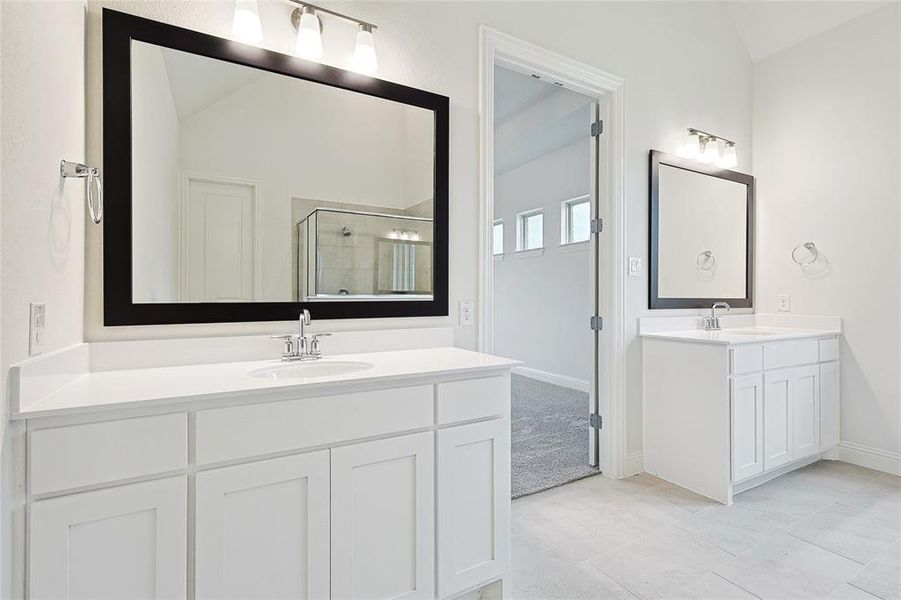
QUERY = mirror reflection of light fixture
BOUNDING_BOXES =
[287,2,379,72]
[232,0,263,43]
[683,128,737,169]
[294,5,323,59]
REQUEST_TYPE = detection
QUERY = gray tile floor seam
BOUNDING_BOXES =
[846,581,890,600]
[782,529,871,567]
[710,571,764,599]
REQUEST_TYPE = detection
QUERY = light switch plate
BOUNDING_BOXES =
[459,300,474,326]
[29,303,46,356]
[777,294,791,312]
[628,257,642,277]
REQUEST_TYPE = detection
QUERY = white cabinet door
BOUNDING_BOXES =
[731,373,764,482]
[331,432,435,599]
[195,451,330,600]
[29,477,186,600]
[764,369,793,470]
[791,365,820,459]
[820,361,840,451]
[437,420,510,597]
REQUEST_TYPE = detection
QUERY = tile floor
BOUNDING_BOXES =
[512,461,901,599]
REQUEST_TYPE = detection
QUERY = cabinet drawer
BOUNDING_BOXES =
[763,339,819,370]
[436,376,508,425]
[819,338,840,362]
[195,385,433,465]
[29,413,188,496]
[731,345,763,375]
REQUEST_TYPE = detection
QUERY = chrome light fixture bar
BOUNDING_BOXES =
[288,1,379,72]
[231,0,379,73]
[683,128,737,169]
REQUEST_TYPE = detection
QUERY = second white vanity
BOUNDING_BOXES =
[9,341,516,599]
[641,316,841,504]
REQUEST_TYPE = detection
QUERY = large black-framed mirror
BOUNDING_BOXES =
[649,150,754,310]
[103,9,449,326]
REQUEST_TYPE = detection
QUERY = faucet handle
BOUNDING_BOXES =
[271,334,296,358]
[309,333,331,357]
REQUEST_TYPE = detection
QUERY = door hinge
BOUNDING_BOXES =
[590,120,604,137]
[590,413,603,429]
[589,315,603,331]
[590,217,603,234]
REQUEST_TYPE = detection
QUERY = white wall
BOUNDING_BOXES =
[494,139,592,383]
[83,1,752,461]
[754,5,900,460]
[1,2,86,596]
[131,42,180,302]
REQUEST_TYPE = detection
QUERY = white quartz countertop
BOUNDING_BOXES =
[639,326,840,346]
[12,347,519,420]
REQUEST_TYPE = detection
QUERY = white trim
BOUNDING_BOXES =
[179,172,263,302]
[838,441,901,476]
[625,451,644,476]
[512,367,589,393]
[560,194,591,244]
[558,240,590,254]
[512,248,544,260]
[479,26,627,478]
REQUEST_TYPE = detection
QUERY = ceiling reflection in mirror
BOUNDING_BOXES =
[130,40,435,303]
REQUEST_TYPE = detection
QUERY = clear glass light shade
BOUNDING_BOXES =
[683,130,701,159]
[352,25,378,74]
[295,9,323,60]
[700,138,720,163]
[232,0,263,44]
[719,143,737,168]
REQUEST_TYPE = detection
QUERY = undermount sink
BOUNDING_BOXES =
[720,329,785,336]
[249,360,374,380]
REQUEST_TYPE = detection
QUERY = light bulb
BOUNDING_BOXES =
[295,6,323,60]
[232,0,263,44]
[720,143,737,169]
[352,23,378,74]
[700,138,720,164]
[683,130,701,159]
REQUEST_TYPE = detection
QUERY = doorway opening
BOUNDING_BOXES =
[492,65,598,497]
[479,27,627,494]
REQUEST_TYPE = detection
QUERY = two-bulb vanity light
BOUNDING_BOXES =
[232,0,379,74]
[682,128,738,169]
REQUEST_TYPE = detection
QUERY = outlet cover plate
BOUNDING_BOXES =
[459,300,474,326]
[777,294,791,312]
[29,303,46,356]
[628,257,642,277]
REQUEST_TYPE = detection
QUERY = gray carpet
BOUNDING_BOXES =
[511,374,600,498]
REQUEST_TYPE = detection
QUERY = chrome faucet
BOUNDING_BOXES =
[704,302,731,331]
[272,309,331,361]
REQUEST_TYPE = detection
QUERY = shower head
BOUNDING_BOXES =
[340,225,352,237]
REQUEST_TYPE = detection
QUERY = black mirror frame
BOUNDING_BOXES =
[102,9,449,326]
[648,149,754,310]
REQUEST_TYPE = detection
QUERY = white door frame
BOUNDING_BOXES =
[179,172,264,302]
[478,26,628,478]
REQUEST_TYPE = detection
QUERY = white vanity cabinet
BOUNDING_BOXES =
[16,367,513,600]
[644,333,840,504]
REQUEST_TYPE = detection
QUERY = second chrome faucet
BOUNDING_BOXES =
[704,302,731,331]
[272,309,332,361]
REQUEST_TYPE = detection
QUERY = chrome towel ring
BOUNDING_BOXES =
[696,250,716,271]
[791,242,818,266]
[60,160,103,224]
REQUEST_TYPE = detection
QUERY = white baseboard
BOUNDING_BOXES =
[838,441,901,476]
[625,451,643,476]
[512,367,589,393]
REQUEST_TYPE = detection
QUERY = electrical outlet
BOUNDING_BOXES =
[459,300,474,327]
[628,257,642,277]
[777,294,791,313]
[29,303,46,356]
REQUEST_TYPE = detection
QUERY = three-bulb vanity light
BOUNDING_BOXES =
[682,128,738,169]
[232,0,378,74]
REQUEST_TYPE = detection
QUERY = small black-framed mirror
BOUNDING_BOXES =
[102,9,449,326]
[649,150,754,310]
